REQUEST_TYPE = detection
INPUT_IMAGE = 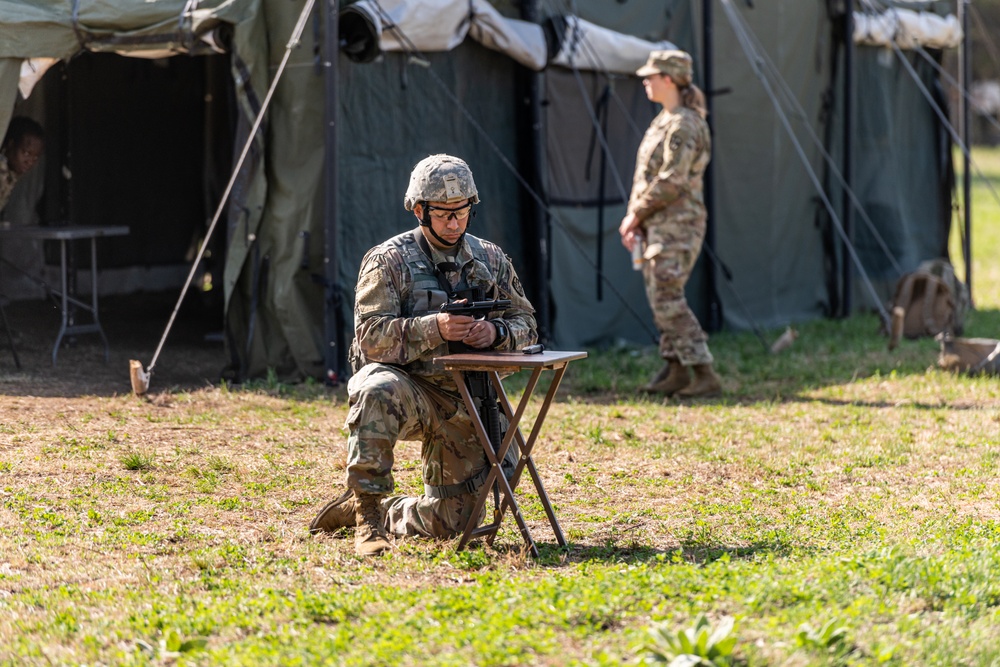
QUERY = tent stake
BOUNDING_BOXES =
[130,0,319,395]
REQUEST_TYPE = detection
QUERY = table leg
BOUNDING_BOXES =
[452,369,539,557]
[489,364,569,548]
[52,239,70,366]
[48,237,113,365]
[90,238,110,362]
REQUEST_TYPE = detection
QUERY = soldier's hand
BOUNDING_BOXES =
[436,312,475,341]
[619,213,640,249]
[461,320,496,349]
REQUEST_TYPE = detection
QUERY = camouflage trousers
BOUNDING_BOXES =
[642,215,713,366]
[345,363,487,539]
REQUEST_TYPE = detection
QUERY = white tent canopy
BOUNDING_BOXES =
[854,8,963,49]
[339,0,671,73]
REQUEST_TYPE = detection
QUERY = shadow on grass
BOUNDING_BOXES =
[784,395,984,410]
[3,291,997,402]
[478,539,812,568]
[541,308,1000,406]
[0,292,227,398]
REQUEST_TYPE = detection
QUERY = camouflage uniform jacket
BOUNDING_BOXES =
[349,228,537,387]
[0,154,19,213]
[628,106,711,225]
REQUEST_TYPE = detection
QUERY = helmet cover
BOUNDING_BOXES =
[403,154,480,210]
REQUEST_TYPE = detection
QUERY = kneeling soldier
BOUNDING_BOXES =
[310,154,537,556]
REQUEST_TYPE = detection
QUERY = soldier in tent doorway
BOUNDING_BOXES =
[0,117,44,215]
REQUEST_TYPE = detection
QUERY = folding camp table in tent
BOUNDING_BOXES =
[0,223,129,365]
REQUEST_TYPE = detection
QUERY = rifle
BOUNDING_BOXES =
[440,296,515,511]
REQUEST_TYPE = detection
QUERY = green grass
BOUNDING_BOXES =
[952,145,1000,308]
[2,150,1000,665]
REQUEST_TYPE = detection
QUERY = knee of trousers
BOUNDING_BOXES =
[347,382,416,441]
[650,296,693,321]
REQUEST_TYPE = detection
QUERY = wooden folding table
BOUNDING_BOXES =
[433,349,587,557]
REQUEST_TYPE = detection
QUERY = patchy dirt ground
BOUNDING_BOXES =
[0,291,230,397]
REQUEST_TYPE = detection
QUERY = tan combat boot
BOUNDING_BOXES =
[354,493,391,556]
[641,360,690,396]
[675,363,722,398]
[308,489,357,534]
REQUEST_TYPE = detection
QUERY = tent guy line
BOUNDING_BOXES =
[912,44,1000,162]
[919,48,1000,138]
[544,0,780,348]
[909,41,1000,273]
[970,1,1000,72]
[888,39,1000,229]
[549,0,910,338]
[542,0,614,77]
[368,0,661,344]
[721,0,892,328]
[131,0,317,395]
[732,3,905,278]
[558,40,775,351]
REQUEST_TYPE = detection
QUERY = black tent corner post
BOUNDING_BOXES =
[819,0,855,319]
[960,0,972,303]
[818,6,843,320]
[322,0,348,386]
[929,48,958,265]
[517,0,552,344]
[839,0,854,319]
[702,0,723,333]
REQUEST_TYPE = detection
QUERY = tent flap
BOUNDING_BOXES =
[548,15,676,74]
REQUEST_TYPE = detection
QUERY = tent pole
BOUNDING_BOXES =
[840,0,854,318]
[703,0,722,332]
[519,0,550,341]
[960,0,972,296]
[322,0,346,384]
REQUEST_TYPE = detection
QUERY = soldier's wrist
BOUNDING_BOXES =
[489,319,509,350]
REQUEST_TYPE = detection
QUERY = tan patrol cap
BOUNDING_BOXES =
[636,49,694,87]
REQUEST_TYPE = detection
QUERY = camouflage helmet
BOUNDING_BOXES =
[403,154,480,211]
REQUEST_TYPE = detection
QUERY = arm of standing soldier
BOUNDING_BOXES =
[628,121,698,222]
[619,212,642,251]
[353,249,449,365]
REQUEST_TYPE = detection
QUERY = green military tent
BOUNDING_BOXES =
[0,0,966,382]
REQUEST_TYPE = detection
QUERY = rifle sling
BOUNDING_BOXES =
[424,458,515,499]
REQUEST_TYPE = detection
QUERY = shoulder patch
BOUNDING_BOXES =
[512,276,525,297]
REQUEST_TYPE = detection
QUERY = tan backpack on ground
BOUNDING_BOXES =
[887,259,969,350]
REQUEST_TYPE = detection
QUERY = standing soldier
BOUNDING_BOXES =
[620,50,721,398]
[310,154,537,556]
